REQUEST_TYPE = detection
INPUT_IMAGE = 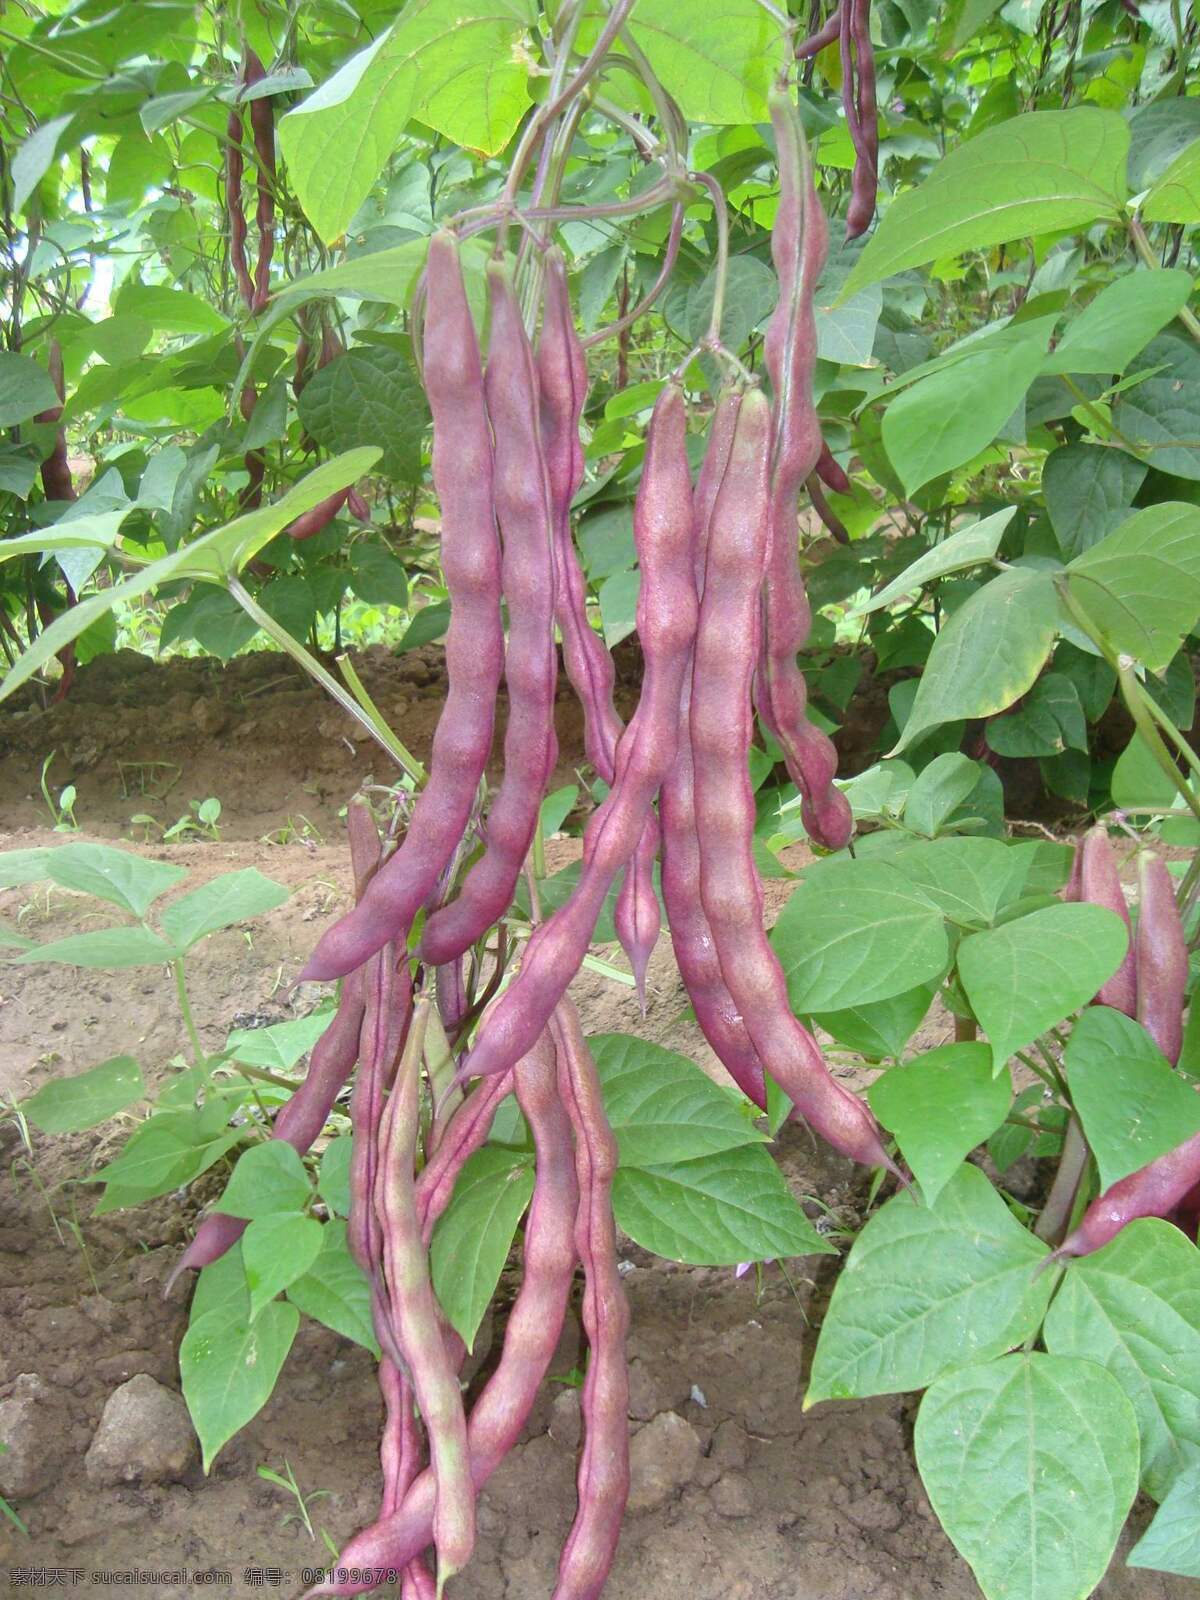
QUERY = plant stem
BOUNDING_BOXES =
[1035,1114,1088,1244]
[174,959,204,1065]
[1129,216,1200,344]
[1016,1049,1064,1098]
[1115,655,1200,828]
[337,653,426,783]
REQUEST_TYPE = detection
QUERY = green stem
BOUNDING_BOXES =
[337,653,426,783]
[1059,374,1145,457]
[174,959,204,1065]
[227,577,417,775]
[226,1061,299,1092]
[1129,217,1200,344]
[1016,1049,1065,1099]
[1115,656,1200,828]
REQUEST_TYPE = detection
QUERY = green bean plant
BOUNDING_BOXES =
[4,2,1200,1598]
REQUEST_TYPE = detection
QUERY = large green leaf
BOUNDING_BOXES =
[771,858,950,1013]
[298,347,428,484]
[1042,443,1146,561]
[280,1,532,242]
[626,0,786,124]
[868,1046,1011,1206]
[882,328,1049,495]
[21,1056,144,1134]
[181,1301,300,1472]
[810,984,936,1062]
[0,350,62,427]
[854,508,1015,613]
[15,927,175,969]
[807,1165,1051,1403]
[214,1141,313,1221]
[1112,335,1200,481]
[223,1009,337,1074]
[430,1146,534,1350]
[1044,1220,1200,1500]
[1067,1008,1200,1192]
[286,1219,379,1356]
[242,1214,324,1321]
[986,672,1086,759]
[915,1353,1139,1600]
[1067,503,1200,673]
[0,451,379,704]
[1042,269,1193,376]
[612,1144,834,1266]
[842,109,1128,298]
[958,902,1129,1073]
[589,1032,764,1165]
[1143,138,1200,223]
[891,837,1043,928]
[159,869,290,953]
[34,842,186,917]
[892,568,1059,754]
[1128,1460,1200,1577]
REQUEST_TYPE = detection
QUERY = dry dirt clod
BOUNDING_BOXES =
[83,1374,197,1487]
[709,1472,755,1518]
[626,1410,701,1514]
[0,1373,68,1498]
[548,1387,582,1450]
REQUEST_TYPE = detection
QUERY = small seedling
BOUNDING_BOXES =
[0,1445,29,1537]
[39,753,78,832]
[257,1459,333,1541]
[163,797,222,842]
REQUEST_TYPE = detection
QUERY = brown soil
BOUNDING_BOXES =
[0,654,1182,1600]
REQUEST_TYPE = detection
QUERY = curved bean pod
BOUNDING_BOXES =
[246,53,275,313]
[419,261,559,966]
[691,389,894,1172]
[845,0,879,239]
[36,341,74,505]
[225,70,254,311]
[463,384,698,1081]
[301,233,503,981]
[375,1002,474,1592]
[1080,825,1136,1016]
[285,486,350,541]
[758,90,851,854]
[538,249,660,985]
[1135,850,1187,1066]
[1058,1129,1200,1258]
[660,389,767,1108]
[302,1031,576,1597]
[814,441,852,496]
[552,1000,629,1600]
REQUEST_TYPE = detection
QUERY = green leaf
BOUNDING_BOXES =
[21,1056,144,1134]
[1112,336,1200,482]
[224,1008,337,1074]
[0,451,380,705]
[842,109,1129,298]
[1111,729,1182,813]
[298,347,428,484]
[882,330,1048,495]
[317,1136,353,1219]
[686,256,777,353]
[893,568,1059,754]
[0,351,61,428]
[986,672,1086,759]
[36,842,186,917]
[242,1213,325,1320]
[1128,1460,1200,1577]
[1067,503,1200,674]
[588,1033,764,1165]
[181,1301,299,1472]
[903,753,985,838]
[160,869,290,953]
[626,0,786,124]
[853,508,1016,613]
[891,837,1038,928]
[1144,138,1200,223]
[810,984,936,1061]
[1043,444,1147,561]
[395,600,451,653]
[1043,270,1194,376]
[598,568,640,649]
[91,1114,240,1198]
[214,1141,313,1221]
[275,241,433,312]
[868,1045,1011,1207]
[807,1165,1051,1404]
[957,902,1130,1073]
[350,545,408,609]
[11,114,71,214]
[280,3,531,242]
[612,1145,835,1266]
[1044,1220,1200,1501]
[771,859,950,1012]
[915,1353,1139,1600]
[15,927,175,969]
[190,1246,251,1325]
[539,784,579,838]
[114,284,229,335]
[286,1219,379,1356]
[430,1146,534,1351]
[1067,1008,1200,1193]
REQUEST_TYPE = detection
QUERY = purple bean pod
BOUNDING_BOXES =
[416,1068,516,1243]
[1080,825,1136,1016]
[246,52,275,313]
[374,1002,475,1591]
[814,441,852,496]
[1135,850,1187,1066]
[537,247,660,982]
[551,1000,630,1600]
[845,0,879,240]
[434,959,468,1037]
[419,261,559,967]
[300,1031,576,1597]
[758,90,851,854]
[660,389,768,1108]
[300,233,503,982]
[1063,835,1084,902]
[1057,1129,1200,1258]
[691,389,895,1173]
[226,80,254,311]
[795,5,842,58]
[285,487,350,541]
[462,384,698,1082]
